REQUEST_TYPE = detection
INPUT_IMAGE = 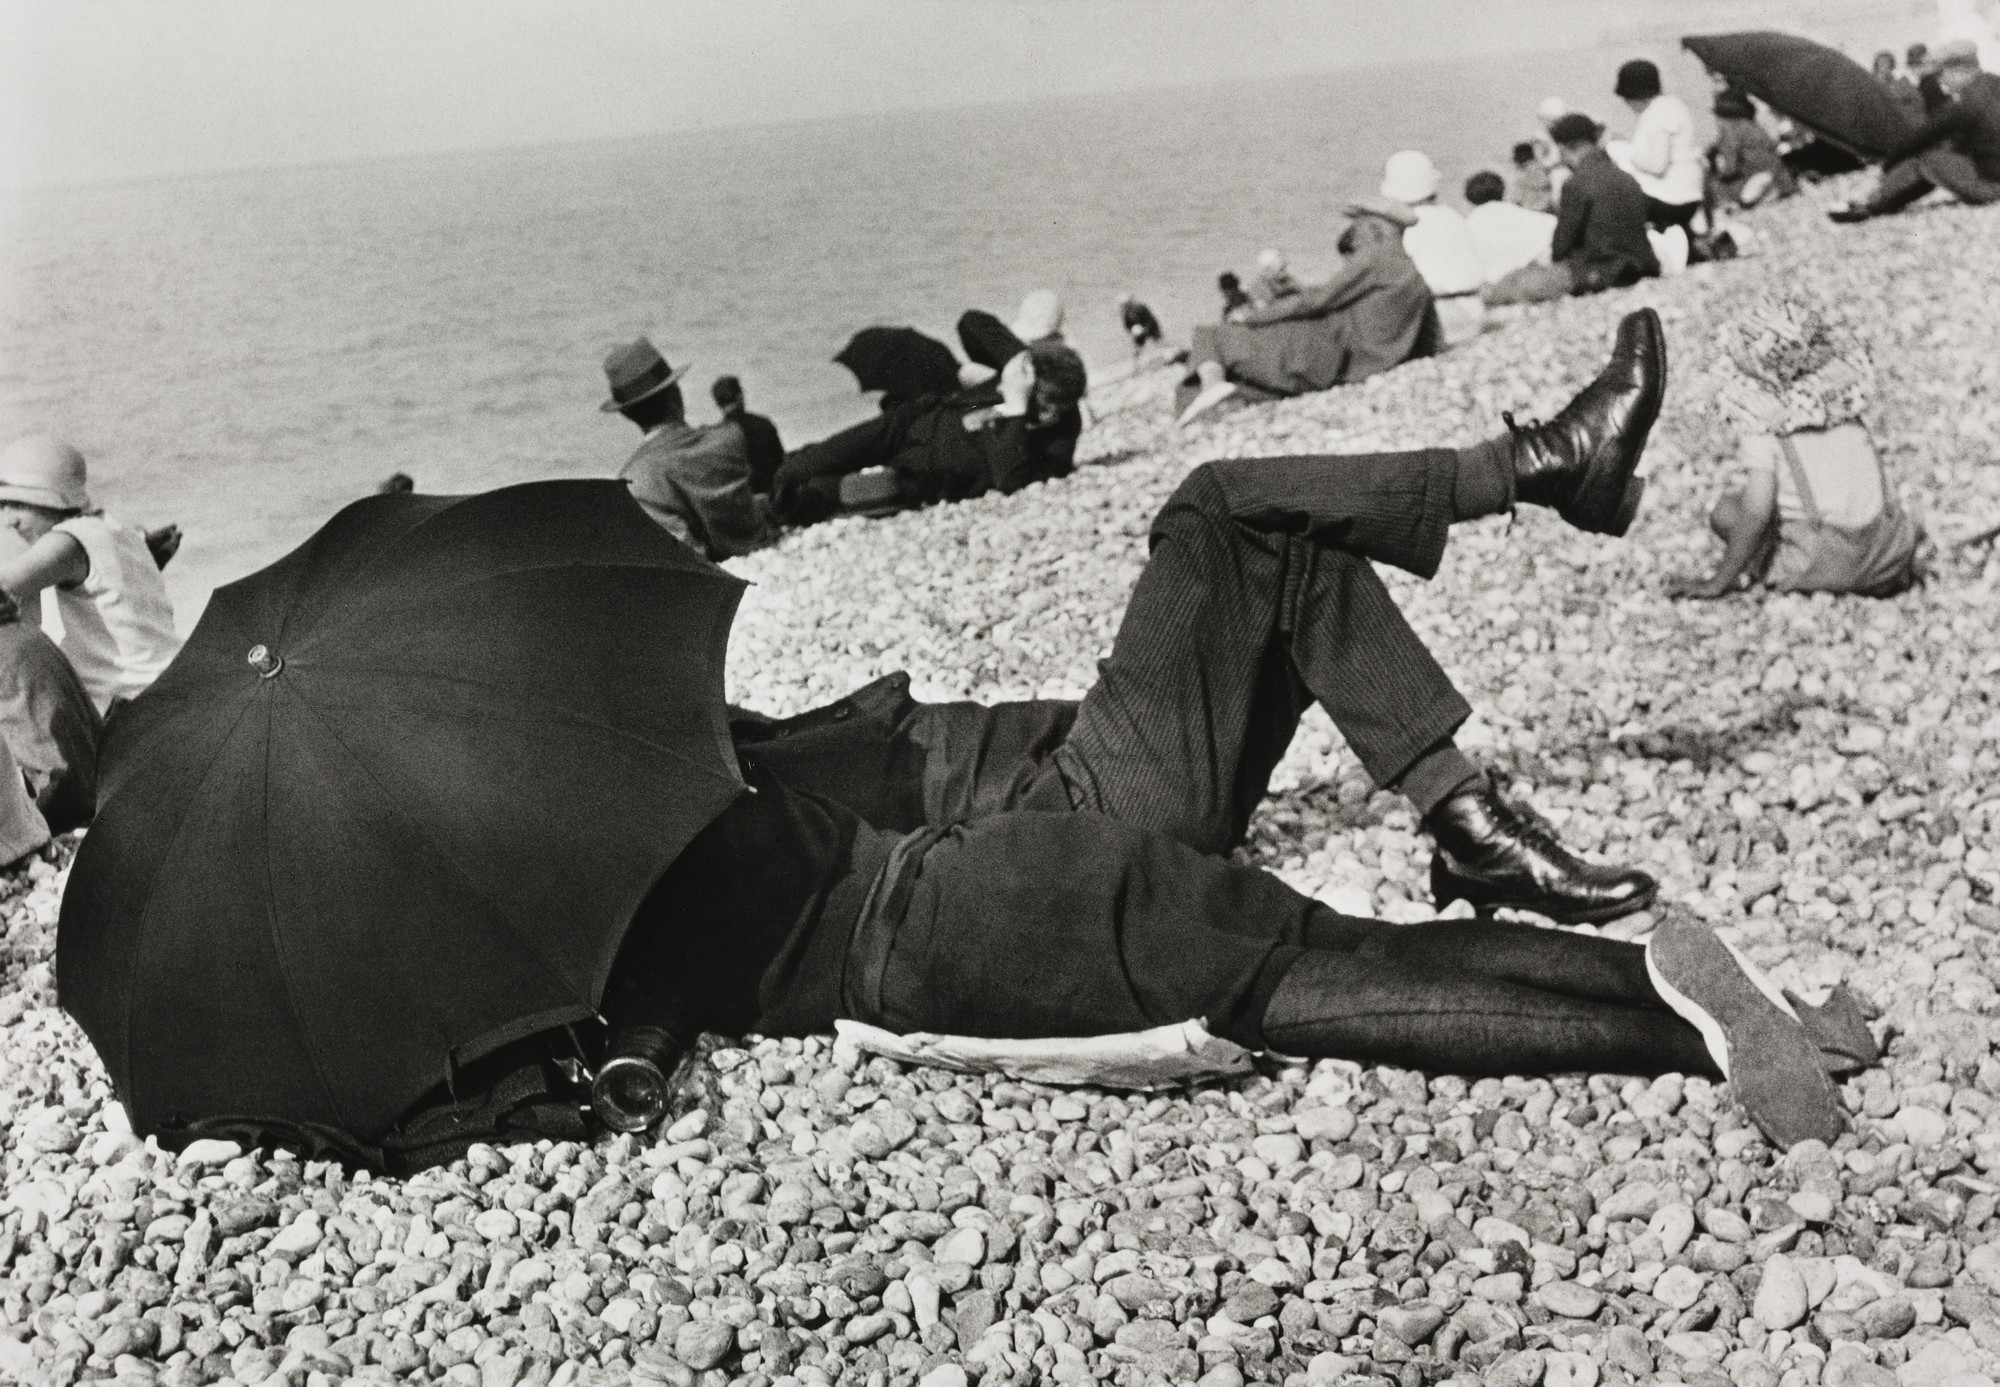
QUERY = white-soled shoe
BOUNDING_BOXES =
[1175,380,1238,428]
[1645,910,1845,1149]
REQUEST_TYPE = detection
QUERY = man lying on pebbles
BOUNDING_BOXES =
[608,308,1849,1151]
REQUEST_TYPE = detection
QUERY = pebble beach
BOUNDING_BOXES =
[5,176,2000,1387]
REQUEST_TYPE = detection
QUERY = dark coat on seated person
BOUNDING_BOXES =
[1551,146,1661,290]
[1194,236,1439,396]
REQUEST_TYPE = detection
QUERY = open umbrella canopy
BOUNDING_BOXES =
[1684,31,1922,158]
[834,326,963,406]
[58,480,747,1150]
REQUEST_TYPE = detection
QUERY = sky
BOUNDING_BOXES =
[0,0,1924,190]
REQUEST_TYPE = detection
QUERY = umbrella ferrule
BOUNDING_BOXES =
[247,645,284,679]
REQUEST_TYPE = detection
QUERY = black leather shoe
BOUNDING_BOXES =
[1507,307,1666,538]
[1426,778,1657,924]
[1828,205,1873,224]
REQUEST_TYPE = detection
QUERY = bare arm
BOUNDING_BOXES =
[1671,459,1777,599]
[0,529,88,603]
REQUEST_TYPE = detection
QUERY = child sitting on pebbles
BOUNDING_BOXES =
[0,435,182,713]
[1671,293,1919,600]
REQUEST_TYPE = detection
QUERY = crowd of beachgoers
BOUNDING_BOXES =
[1,19,1999,1387]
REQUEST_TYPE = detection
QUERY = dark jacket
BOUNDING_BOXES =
[1551,148,1661,288]
[1888,72,2000,180]
[606,671,1077,1042]
[887,387,1081,502]
[723,408,786,496]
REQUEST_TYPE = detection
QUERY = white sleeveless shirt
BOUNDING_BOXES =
[39,514,181,712]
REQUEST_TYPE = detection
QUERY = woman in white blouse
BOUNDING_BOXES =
[1615,60,1706,232]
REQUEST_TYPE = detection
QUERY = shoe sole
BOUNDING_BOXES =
[1430,856,1658,925]
[1645,914,1843,1148]
[1568,310,1665,536]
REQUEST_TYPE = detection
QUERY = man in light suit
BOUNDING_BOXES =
[605,339,775,561]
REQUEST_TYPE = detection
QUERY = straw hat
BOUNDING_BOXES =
[600,338,690,414]
[0,435,90,512]
[1708,292,1874,433]
[1380,150,1441,204]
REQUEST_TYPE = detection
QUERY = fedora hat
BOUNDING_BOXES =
[600,337,690,414]
[1342,194,1419,229]
[0,435,90,512]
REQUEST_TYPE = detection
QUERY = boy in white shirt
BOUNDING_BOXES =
[0,435,181,714]
[1462,171,1556,284]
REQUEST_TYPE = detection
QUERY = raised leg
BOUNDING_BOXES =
[1043,454,1474,856]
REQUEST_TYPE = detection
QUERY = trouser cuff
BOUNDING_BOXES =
[1392,741,1484,820]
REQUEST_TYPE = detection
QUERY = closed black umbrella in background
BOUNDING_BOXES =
[58,480,746,1151]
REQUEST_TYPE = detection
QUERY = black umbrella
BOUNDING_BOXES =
[834,326,963,407]
[58,480,747,1150]
[1684,32,1921,158]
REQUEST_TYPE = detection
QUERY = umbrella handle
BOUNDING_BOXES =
[590,1024,684,1133]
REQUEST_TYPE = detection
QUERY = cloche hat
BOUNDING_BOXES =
[0,435,91,512]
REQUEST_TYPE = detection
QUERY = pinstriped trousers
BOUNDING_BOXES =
[1037,449,1470,857]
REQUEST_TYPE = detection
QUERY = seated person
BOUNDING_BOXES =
[1832,40,2000,220]
[1119,293,1163,359]
[1615,60,1705,233]
[1508,140,1557,214]
[772,313,1087,525]
[1217,270,1251,318]
[1463,170,1556,284]
[1672,295,1917,600]
[605,311,1850,1153]
[1248,249,1302,306]
[1485,114,1660,305]
[0,436,181,716]
[1876,49,1929,121]
[1708,90,1798,208]
[1177,197,1440,426]
[1381,150,1488,347]
[710,375,785,498]
[604,338,776,562]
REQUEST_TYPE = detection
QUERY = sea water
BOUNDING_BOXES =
[0,45,1706,626]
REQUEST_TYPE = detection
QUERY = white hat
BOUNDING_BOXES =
[1537,96,1570,123]
[1256,248,1286,271]
[1009,289,1064,343]
[1379,150,1441,204]
[0,435,90,511]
